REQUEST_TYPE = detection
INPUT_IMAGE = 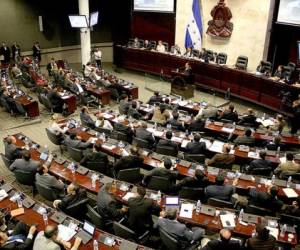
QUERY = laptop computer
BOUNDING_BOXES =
[242,213,259,224]
[200,205,216,216]
[50,211,67,224]
[22,197,35,208]
[76,166,89,175]
[165,196,180,210]
[75,221,95,244]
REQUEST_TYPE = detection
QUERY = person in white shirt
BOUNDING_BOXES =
[84,62,92,77]
[49,114,68,135]
[95,114,113,130]
[156,40,166,53]
[94,48,102,68]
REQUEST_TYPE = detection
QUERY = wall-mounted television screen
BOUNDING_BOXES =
[277,0,300,26]
[68,15,88,28]
[133,0,174,13]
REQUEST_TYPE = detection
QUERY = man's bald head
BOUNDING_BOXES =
[44,225,58,239]
[220,229,232,242]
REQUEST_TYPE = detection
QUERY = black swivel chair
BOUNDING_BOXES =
[86,161,108,175]
[236,56,248,70]
[117,168,142,184]
[67,147,83,162]
[149,41,157,50]
[65,197,89,221]
[162,42,169,52]
[183,153,205,164]
[246,205,273,216]
[36,182,58,201]
[207,198,234,209]
[94,126,111,136]
[159,228,181,250]
[14,102,28,118]
[41,95,54,114]
[192,49,200,58]
[113,222,149,243]
[111,131,129,142]
[179,187,205,201]
[248,167,272,178]
[1,153,12,169]
[45,128,63,154]
[205,50,215,61]
[156,145,178,157]
[86,204,106,230]
[147,176,171,193]
[132,137,151,149]
[287,62,296,73]
[216,53,228,64]
[14,170,35,195]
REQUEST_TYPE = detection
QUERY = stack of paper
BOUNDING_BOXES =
[209,141,224,153]
[0,190,8,201]
[221,127,235,133]
[153,131,164,137]
[178,101,188,106]
[283,188,298,198]
[103,113,114,119]
[181,139,190,148]
[248,152,260,159]
[179,203,194,218]
[201,139,212,148]
[58,224,77,241]
[146,128,155,134]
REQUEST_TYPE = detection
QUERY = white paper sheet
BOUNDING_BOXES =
[153,131,164,137]
[181,139,190,148]
[221,127,235,133]
[200,138,212,148]
[248,152,260,159]
[58,224,76,241]
[103,113,114,119]
[283,188,298,198]
[220,213,236,228]
[102,144,116,150]
[179,203,194,219]
[209,141,224,153]
[171,137,183,143]
[266,226,278,240]
[0,190,8,201]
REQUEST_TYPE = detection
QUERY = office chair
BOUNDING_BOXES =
[65,197,89,221]
[248,167,272,178]
[117,168,142,184]
[207,198,234,209]
[14,170,35,186]
[1,153,12,169]
[159,228,181,250]
[179,187,205,201]
[86,204,106,230]
[86,161,108,175]
[94,126,111,136]
[205,50,215,62]
[67,147,83,162]
[192,49,200,58]
[138,39,144,47]
[14,101,29,119]
[132,137,151,149]
[235,56,248,70]
[36,182,58,201]
[40,95,54,114]
[45,128,63,154]
[111,130,130,142]
[113,222,149,243]
[216,53,228,64]
[183,153,205,164]
[149,41,157,50]
[156,145,178,157]
[287,62,296,72]
[147,176,171,193]
[246,205,273,216]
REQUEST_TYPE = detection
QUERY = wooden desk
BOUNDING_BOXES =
[14,96,39,118]
[83,85,111,105]
[114,46,300,115]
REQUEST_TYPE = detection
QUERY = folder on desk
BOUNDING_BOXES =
[274,179,286,187]
[50,211,67,224]
[200,205,216,216]
[76,166,89,175]
[22,197,35,208]
[220,213,236,228]
[179,203,194,219]
[11,208,25,217]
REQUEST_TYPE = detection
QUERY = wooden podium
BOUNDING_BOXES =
[170,70,195,99]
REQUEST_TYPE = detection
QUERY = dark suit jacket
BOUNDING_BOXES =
[135,128,155,144]
[249,188,283,212]
[175,176,209,191]
[0,238,33,250]
[80,112,95,127]
[156,139,178,153]
[189,119,205,131]
[80,150,108,166]
[57,191,86,211]
[248,159,272,173]
[0,46,10,62]
[185,141,206,154]
[47,91,63,107]
[222,111,238,122]
[205,184,235,201]
[246,235,276,250]
[114,155,144,173]
[63,136,91,149]
[127,196,160,234]
[238,114,257,126]
[127,107,142,120]
[113,123,134,141]
[201,239,242,250]
[167,118,184,131]
[148,95,163,105]
[143,167,178,184]
[9,158,39,173]
[234,135,255,146]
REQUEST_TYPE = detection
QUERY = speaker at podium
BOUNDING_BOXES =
[171,62,195,99]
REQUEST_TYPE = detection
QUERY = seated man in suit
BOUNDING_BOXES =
[79,107,95,129]
[201,229,242,250]
[156,131,179,155]
[264,136,286,151]
[268,114,285,133]
[188,116,205,132]
[234,129,255,146]
[274,153,300,178]
[238,108,257,127]
[47,87,64,113]
[245,222,276,250]
[113,146,143,175]
[33,225,81,250]
[135,121,155,146]
[119,94,131,115]
[221,104,238,122]
[62,132,93,150]
[246,150,273,174]
[127,101,142,120]
[151,104,170,125]
[143,158,178,186]
[185,133,206,154]
[148,91,163,105]
[283,196,300,217]
[205,174,237,202]
[80,144,108,168]
[167,112,185,131]
[69,78,88,105]
[9,150,39,174]
[248,185,284,213]
[53,182,86,212]
[174,169,209,191]
[113,122,134,143]
[0,222,37,250]
[155,208,205,248]
[4,135,21,161]
[206,144,235,167]
[35,161,65,194]
[97,182,127,222]
[127,186,161,235]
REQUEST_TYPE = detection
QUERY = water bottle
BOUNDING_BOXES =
[239,209,244,222]
[251,229,256,237]
[44,145,49,154]
[118,141,124,148]
[70,162,76,175]
[276,146,280,158]
[91,174,96,189]
[43,212,48,225]
[157,190,161,203]
[167,123,171,130]
[280,224,287,237]
[287,176,292,188]
[93,239,99,250]
[17,196,23,208]
[196,200,201,214]
[101,132,106,141]
[271,175,276,185]
[154,122,157,130]
[262,113,266,121]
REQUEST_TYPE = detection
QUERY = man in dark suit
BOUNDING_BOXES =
[4,136,21,161]
[9,150,39,174]
[238,108,257,127]
[0,222,37,250]
[0,43,10,64]
[174,169,209,191]
[11,42,21,62]
[248,185,284,213]
[234,129,255,146]
[127,101,142,120]
[155,208,205,248]
[147,91,163,105]
[53,182,86,212]
[185,133,206,154]
[246,223,276,250]
[47,88,64,113]
[246,150,272,174]
[156,131,179,155]
[113,122,134,143]
[135,122,155,145]
[201,229,242,250]
[221,104,238,122]
[97,182,127,222]
[167,112,185,131]
[264,136,286,151]
[127,186,161,234]
[113,146,144,175]
[80,107,95,128]
[143,158,178,185]
[32,42,41,62]
[205,174,237,202]
[62,132,93,150]
[188,116,205,132]
[80,144,108,168]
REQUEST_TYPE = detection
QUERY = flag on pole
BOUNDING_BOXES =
[185,0,203,50]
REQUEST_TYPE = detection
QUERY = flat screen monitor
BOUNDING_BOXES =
[68,15,88,28]
[277,0,300,26]
[89,11,99,27]
[133,0,174,13]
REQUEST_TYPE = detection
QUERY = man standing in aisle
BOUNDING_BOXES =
[94,48,102,68]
